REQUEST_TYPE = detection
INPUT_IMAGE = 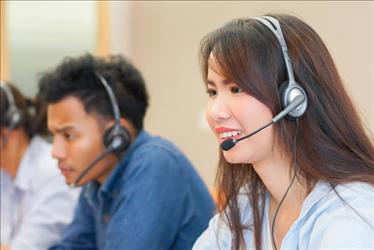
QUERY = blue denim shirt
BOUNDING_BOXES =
[50,131,215,250]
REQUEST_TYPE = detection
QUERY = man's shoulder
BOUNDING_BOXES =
[133,134,189,163]
[116,133,199,186]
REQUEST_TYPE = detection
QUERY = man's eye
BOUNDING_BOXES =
[206,89,217,97]
[231,86,243,94]
[64,133,75,140]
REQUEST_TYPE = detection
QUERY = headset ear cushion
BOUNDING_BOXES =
[278,80,308,120]
[6,108,23,129]
[103,125,131,153]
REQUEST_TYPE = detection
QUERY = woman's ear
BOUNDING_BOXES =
[0,127,14,149]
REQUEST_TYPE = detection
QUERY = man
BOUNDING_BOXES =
[39,54,215,250]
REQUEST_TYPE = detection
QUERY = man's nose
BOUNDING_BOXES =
[51,136,67,160]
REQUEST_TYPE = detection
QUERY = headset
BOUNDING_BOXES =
[254,15,308,119]
[71,73,131,187]
[0,80,23,130]
[95,72,131,153]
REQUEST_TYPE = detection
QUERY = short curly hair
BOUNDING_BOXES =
[38,53,149,131]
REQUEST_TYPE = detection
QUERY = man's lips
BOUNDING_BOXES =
[58,164,74,176]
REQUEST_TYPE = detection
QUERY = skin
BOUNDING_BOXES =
[205,57,307,249]
[47,96,134,186]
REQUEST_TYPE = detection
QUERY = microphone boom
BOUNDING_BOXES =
[220,95,305,151]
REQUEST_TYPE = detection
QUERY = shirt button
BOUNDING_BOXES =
[103,214,111,224]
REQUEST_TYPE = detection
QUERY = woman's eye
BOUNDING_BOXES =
[231,86,243,94]
[206,89,217,97]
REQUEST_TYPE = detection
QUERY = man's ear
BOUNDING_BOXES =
[103,118,135,138]
[119,118,136,138]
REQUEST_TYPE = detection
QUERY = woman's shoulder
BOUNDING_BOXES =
[304,181,374,249]
[193,188,256,250]
[303,181,374,232]
[335,181,374,197]
[315,181,374,210]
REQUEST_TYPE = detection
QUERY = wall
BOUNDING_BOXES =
[6,1,96,95]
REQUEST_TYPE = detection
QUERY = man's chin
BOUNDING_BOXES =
[64,176,78,186]
[65,179,74,186]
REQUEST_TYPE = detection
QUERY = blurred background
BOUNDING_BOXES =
[1,1,373,189]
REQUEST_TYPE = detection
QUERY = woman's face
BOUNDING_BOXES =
[205,60,275,165]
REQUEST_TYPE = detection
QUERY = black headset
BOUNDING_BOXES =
[95,73,131,154]
[254,16,308,119]
[0,81,23,129]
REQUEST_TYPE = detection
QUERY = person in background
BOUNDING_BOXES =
[38,54,215,250]
[0,81,79,250]
[193,14,374,250]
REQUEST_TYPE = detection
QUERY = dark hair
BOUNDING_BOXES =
[199,14,374,250]
[0,81,48,137]
[38,53,149,131]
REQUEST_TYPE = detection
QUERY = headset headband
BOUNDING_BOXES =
[254,16,297,87]
[95,72,121,128]
[0,80,17,109]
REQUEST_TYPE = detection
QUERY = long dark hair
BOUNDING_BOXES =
[199,14,374,250]
[0,81,48,138]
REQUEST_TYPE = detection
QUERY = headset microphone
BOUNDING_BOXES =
[68,139,123,188]
[220,95,305,151]
[69,148,113,188]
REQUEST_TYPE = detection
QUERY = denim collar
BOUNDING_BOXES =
[83,130,151,201]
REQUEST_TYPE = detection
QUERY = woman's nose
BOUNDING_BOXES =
[208,95,231,122]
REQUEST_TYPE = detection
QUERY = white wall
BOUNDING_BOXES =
[7,1,96,95]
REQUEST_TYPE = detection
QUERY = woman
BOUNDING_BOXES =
[193,14,374,250]
[0,81,79,250]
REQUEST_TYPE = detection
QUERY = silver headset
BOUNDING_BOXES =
[255,16,308,119]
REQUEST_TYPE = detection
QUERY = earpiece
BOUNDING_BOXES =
[255,16,308,119]
[95,73,131,154]
[102,124,131,153]
[0,81,23,129]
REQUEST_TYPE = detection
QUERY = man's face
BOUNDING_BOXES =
[48,96,117,186]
